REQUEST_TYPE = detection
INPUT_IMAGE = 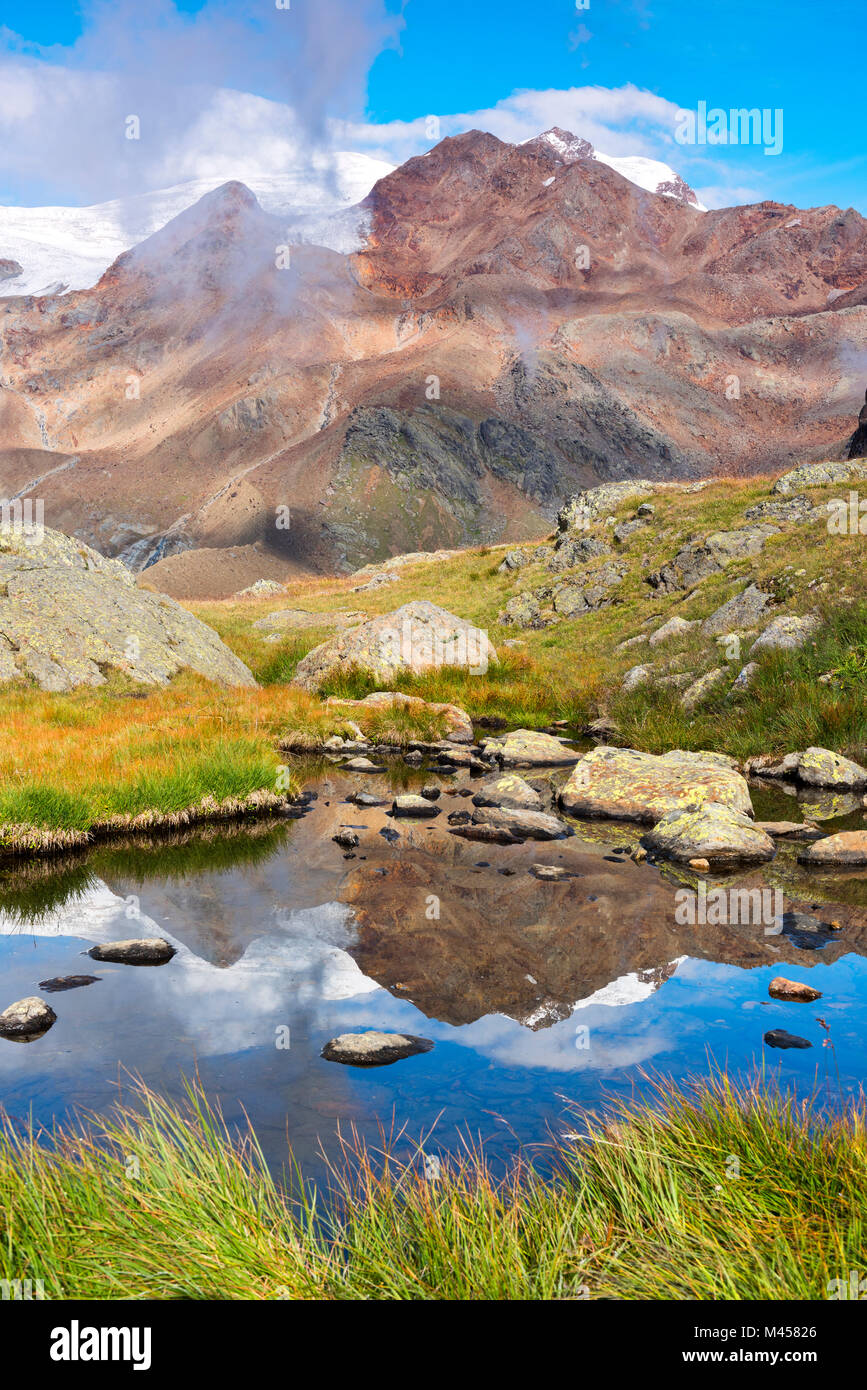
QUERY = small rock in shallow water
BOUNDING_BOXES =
[755,821,823,839]
[421,785,441,801]
[780,912,837,951]
[798,831,867,867]
[769,977,822,1002]
[763,1029,812,1050]
[379,827,401,843]
[322,1031,434,1067]
[0,996,57,1039]
[530,864,570,881]
[349,791,387,807]
[38,975,100,993]
[333,830,360,849]
[450,824,521,844]
[447,810,472,826]
[471,805,572,841]
[88,938,176,965]
[392,795,442,818]
[342,757,387,773]
[472,773,543,812]
[481,728,582,768]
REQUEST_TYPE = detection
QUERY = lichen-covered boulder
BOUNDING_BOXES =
[647,528,778,593]
[547,536,611,571]
[481,729,582,767]
[622,664,652,692]
[702,584,773,636]
[640,802,775,867]
[680,668,726,710]
[772,460,867,495]
[797,747,867,789]
[293,601,496,691]
[0,525,256,691]
[498,592,544,628]
[559,746,753,822]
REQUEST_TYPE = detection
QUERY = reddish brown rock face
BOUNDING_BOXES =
[2,133,866,594]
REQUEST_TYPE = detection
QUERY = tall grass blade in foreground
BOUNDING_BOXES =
[0,1073,864,1300]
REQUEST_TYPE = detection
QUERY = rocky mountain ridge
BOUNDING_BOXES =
[1,129,865,598]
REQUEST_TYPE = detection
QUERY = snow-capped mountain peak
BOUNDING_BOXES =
[0,132,704,299]
[526,127,706,210]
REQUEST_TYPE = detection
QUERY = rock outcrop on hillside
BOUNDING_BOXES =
[0,525,256,691]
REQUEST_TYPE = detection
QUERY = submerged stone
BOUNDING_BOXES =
[88,938,176,965]
[471,805,572,841]
[0,996,57,1039]
[321,1031,434,1067]
[768,977,822,1002]
[763,1029,812,1050]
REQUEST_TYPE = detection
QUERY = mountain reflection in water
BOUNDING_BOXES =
[1,771,866,1177]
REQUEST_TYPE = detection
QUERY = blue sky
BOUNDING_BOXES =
[0,0,863,212]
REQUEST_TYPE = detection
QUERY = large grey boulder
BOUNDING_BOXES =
[559,746,752,822]
[0,525,256,691]
[702,584,773,636]
[641,802,775,868]
[648,615,700,646]
[292,600,496,692]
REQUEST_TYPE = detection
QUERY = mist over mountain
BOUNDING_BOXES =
[1,127,865,598]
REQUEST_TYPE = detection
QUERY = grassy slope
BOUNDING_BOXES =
[1,1074,862,1301]
[198,471,867,758]
[1,470,865,837]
